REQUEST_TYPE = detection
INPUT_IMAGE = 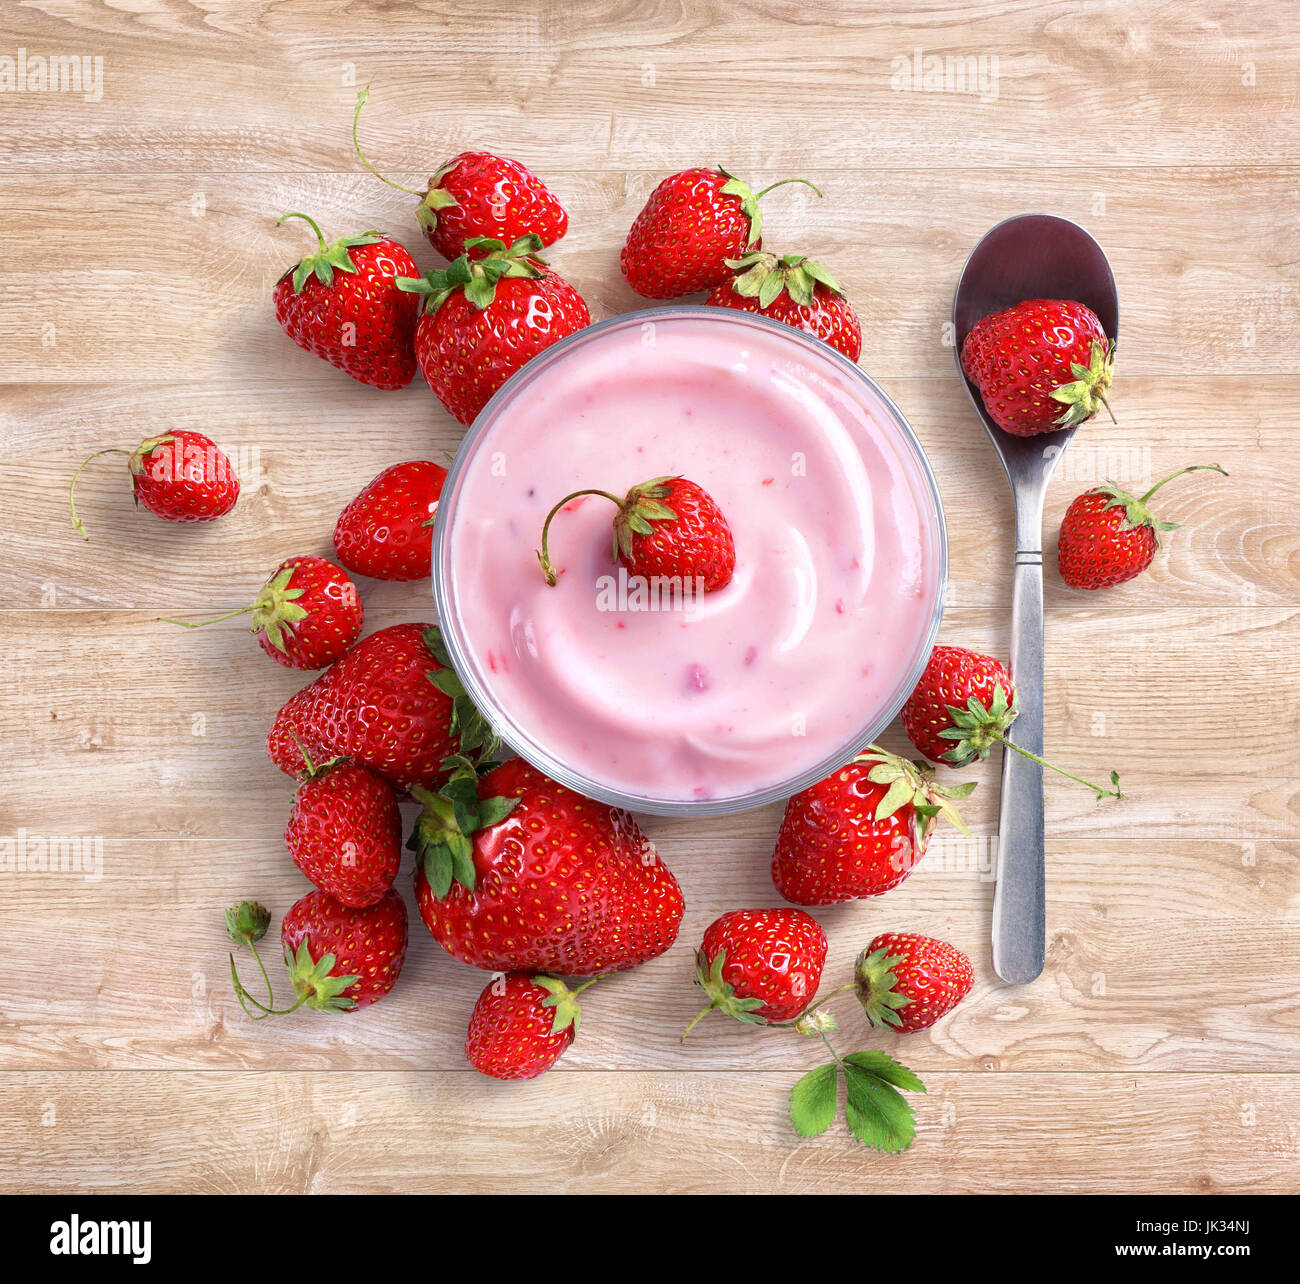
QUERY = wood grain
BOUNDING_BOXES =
[1,0,1298,1195]
[2,1071,1296,1194]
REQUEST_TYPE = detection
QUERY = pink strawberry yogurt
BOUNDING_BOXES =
[434,309,945,811]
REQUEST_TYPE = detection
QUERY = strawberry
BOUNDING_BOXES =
[278,887,408,1012]
[706,252,862,361]
[960,298,1115,436]
[465,971,591,1080]
[854,932,973,1033]
[69,430,238,538]
[1058,464,1228,590]
[620,167,820,298]
[161,555,363,670]
[397,235,589,425]
[272,212,420,390]
[412,756,684,975]
[284,747,402,908]
[267,623,495,793]
[771,746,973,906]
[683,908,827,1036]
[901,644,1121,801]
[352,89,568,261]
[333,460,448,582]
[537,475,735,591]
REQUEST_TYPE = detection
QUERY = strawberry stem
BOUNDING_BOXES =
[1138,463,1227,506]
[536,489,625,586]
[754,176,823,201]
[277,210,327,251]
[158,605,256,628]
[351,87,423,197]
[68,448,132,540]
[992,734,1122,804]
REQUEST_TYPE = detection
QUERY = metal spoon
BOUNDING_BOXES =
[952,214,1119,985]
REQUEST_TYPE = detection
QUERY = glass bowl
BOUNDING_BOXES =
[431,306,948,816]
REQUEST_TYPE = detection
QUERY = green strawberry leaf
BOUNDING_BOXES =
[789,1062,839,1138]
[843,1049,927,1094]
[843,1060,917,1153]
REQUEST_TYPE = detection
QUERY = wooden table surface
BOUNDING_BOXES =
[1,1,1297,1195]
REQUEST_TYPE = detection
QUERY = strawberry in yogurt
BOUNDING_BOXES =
[434,309,945,810]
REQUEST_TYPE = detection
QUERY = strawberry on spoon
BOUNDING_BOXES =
[960,297,1115,436]
[536,475,736,591]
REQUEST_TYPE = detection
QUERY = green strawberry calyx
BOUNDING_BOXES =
[408,755,522,900]
[852,945,913,1030]
[225,901,270,947]
[533,975,595,1038]
[1087,463,1228,547]
[722,251,843,308]
[423,625,503,764]
[681,947,769,1038]
[283,940,360,1012]
[1050,338,1117,428]
[536,477,682,586]
[934,686,1123,804]
[396,235,545,314]
[717,169,823,247]
[157,561,314,650]
[278,212,384,294]
[937,681,1019,767]
[855,745,975,841]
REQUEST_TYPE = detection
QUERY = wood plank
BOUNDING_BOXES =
[1,167,1296,383]
[1,1071,1295,1194]
[1,2,1296,173]
[0,836,1295,1071]
[2,378,1293,610]
[0,606,1294,838]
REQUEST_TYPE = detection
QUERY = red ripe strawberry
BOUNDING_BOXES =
[333,460,447,582]
[412,757,684,975]
[466,972,590,1080]
[70,430,238,538]
[398,235,589,425]
[162,555,362,670]
[272,212,419,390]
[902,644,1122,801]
[684,908,827,1035]
[771,747,973,906]
[285,750,402,908]
[620,167,820,299]
[706,252,862,361]
[267,623,479,792]
[903,645,1015,764]
[537,475,735,592]
[960,298,1115,436]
[1058,464,1228,590]
[352,89,568,262]
[279,887,408,1012]
[855,932,972,1033]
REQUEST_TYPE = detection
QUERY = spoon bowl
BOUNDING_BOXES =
[952,214,1119,985]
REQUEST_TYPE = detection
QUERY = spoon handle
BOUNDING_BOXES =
[991,550,1047,984]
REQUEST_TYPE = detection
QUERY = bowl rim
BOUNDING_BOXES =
[430,304,949,817]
